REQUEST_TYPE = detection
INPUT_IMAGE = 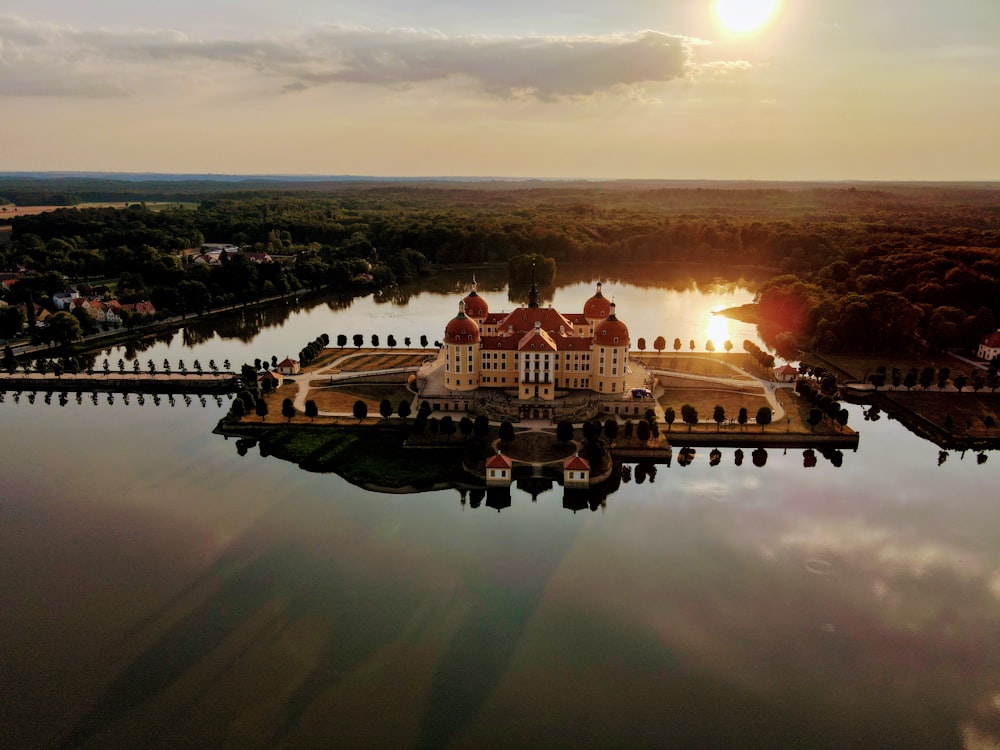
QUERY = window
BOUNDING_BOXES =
[613,337,618,344]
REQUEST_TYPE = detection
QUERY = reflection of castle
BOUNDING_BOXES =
[442,278,630,403]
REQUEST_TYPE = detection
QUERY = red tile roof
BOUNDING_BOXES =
[486,452,513,469]
[564,455,590,471]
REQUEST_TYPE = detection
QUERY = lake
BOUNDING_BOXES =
[2,266,999,749]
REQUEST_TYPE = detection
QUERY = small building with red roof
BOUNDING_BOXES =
[979,330,1000,362]
[276,357,301,375]
[563,454,591,487]
[775,364,800,382]
[485,451,513,486]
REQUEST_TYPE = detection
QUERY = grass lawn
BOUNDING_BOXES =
[307,383,413,414]
[657,375,771,421]
[883,392,999,438]
[638,353,753,379]
[336,352,427,372]
[257,425,464,487]
[803,351,971,382]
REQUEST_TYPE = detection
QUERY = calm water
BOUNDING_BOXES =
[2,268,999,749]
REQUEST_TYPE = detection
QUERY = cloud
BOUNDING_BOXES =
[0,17,741,101]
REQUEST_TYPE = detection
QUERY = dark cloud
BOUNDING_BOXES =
[0,17,733,101]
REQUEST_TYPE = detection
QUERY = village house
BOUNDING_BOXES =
[275,357,301,375]
[979,330,1000,362]
[563,454,591,488]
[485,452,513,486]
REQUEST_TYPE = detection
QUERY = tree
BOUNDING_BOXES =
[673,338,681,353]
[420,334,429,348]
[387,335,397,350]
[706,340,716,354]
[305,399,318,421]
[0,306,24,339]
[397,399,411,421]
[836,408,849,431]
[557,420,574,444]
[604,418,619,442]
[46,311,83,348]
[919,367,935,391]
[713,405,726,430]
[636,419,651,442]
[738,407,749,431]
[637,337,646,352]
[664,406,675,432]
[230,399,246,419]
[379,398,393,420]
[953,374,968,392]
[353,334,363,348]
[440,415,456,440]
[337,334,347,348]
[689,339,696,352]
[459,416,473,440]
[282,397,295,422]
[353,400,368,422]
[724,340,733,355]
[756,406,772,431]
[371,334,380,348]
[681,404,698,431]
[808,408,823,431]
[654,336,666,354]
[499,420,515,445]
[255,397,268,421]
[474,415,490,442]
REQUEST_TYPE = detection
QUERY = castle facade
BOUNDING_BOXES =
[442,280,630,403]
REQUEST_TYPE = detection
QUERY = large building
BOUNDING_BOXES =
[441,279,630,405]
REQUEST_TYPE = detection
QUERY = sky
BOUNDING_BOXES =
[1,0,998,180]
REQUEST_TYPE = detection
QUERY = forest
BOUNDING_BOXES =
[2,179,999,355]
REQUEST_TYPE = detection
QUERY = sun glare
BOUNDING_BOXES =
[706,312,730,351]
[714,0,780,33]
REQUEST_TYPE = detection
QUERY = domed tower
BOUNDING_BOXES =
[592,301,630,395]
[444,300,481,392]
[583,282,612,322]
[462,277,489,322]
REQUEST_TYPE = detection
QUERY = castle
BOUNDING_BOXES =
[419,278,639,421]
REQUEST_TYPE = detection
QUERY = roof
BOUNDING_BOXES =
[593,313,629,347]
[518,327,557,351]
[445,309,481,344]
[775,364,799,375]
[486,452,513,469]
[462,289,489,318]
[982,331,1000,348]
[583,283,611,319]
[564,455,590,471]
[261,370,284,382]
[496,306,575,335]
[277,357,299,368]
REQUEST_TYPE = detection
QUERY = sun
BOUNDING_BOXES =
[714,0,780,33]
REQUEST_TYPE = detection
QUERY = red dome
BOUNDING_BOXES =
[594,315,629,347]
[583,282,611,319]
[462,290,489,318]
[445,309,481,344]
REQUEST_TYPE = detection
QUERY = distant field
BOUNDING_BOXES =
[0,202,192,217]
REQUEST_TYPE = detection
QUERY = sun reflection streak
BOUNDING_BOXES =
[706,311,730,352]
